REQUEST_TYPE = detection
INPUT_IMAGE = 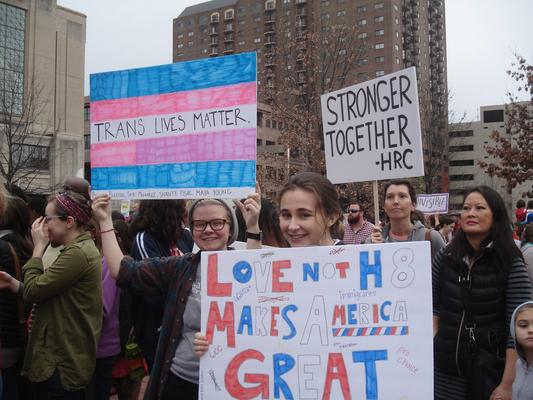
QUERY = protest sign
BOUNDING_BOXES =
[416,193,449,214]
[320,67,424,184]
[200,242,433,400]
[89,53,257,199]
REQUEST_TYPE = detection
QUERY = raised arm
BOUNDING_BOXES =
[92,195,125,279]
[234,192,262,250]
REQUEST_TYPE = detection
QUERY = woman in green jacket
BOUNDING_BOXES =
[0,190,102,399]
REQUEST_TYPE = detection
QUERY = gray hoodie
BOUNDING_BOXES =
[365,220,446,258]
[510,301,533,400]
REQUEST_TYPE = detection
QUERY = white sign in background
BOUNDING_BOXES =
[320,67,424,183]
[416,193,449,214]
[200,242,433,400]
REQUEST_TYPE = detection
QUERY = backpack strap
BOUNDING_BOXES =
[425,228,434,259]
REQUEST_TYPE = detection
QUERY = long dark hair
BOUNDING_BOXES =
[0,196,33,257]
[130,200,187,244]
[448,186,522,270]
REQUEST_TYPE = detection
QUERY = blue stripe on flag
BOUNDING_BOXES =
[90,53,257,101]
[90,160,256,190]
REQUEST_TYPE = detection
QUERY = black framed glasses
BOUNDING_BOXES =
[190,219,229,232]
[347,209,361,213]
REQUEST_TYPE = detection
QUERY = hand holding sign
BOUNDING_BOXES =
[370,224,383,244]
[194,332,209,358]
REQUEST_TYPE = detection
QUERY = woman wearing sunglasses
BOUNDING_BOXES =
[91,195,261,400]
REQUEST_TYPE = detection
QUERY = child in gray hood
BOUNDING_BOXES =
[511,301,533,400]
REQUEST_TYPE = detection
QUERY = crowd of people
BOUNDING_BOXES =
[0,175,532,400]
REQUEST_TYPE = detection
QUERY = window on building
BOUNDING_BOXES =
[357,18,367,26]
[375,15,384,22]
[358,32,368,39]
[211,12,220,23]
[199,15,207,25]
[375,29,384,36]
[84,105,90,121]
[0,3,25,115]
[449,174,474,181]
[358,58,368,65]
[177,33,184,39]
[265,0,276,10]
[376,70,385,77]
[375,56,385,63]
[449,145,474,152]
[337,10,346,17]
[84,134,90,149]
[357,5,367,13]
[188,31,194,36]
[449,130,474,138]
[224,9,234,19]
[14,143,50,170]
[375,2,384,9]
[375,43,384,49]
[177,43,184,49]
[483,109,504,123]
[254,37,261,43]
[357,72,369,80]
[449,159,475,167]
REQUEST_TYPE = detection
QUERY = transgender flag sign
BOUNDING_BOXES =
[89,52,257,199]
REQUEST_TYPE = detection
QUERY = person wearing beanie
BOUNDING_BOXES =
[510,301,533,399]
[91,194,261,400]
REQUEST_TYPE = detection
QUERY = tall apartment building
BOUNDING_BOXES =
[448,103,532,215]
[173,0,447,193]
[0,0,86,194]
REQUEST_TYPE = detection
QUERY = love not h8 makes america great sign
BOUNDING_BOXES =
[200,242,433,400]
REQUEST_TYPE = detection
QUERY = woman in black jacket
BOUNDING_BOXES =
[433,186,532,400]
[0,195,33,399]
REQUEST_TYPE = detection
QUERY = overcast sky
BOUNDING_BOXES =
[58,0,532,121]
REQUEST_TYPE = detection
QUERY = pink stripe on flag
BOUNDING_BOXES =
[91,82,257,123]
[90,128,256,168]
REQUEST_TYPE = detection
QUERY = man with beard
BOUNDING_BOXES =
[342,202,374,245]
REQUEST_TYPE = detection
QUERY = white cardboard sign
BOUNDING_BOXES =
[417,193,449,214]
[321,67,424,183]
[200,242,433,400]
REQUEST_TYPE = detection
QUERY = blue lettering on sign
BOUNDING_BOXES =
[273,353,295,399]
[352,350,388,400]
[360,251,382,290]
[281,305,298,340]
[233,260,252,283]
[303,262,319,281]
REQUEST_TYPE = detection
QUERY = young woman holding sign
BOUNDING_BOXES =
[91,194,261,400]
[432,186,531,400]
[366,180,445,258]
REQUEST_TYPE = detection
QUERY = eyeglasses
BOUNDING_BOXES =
[190,219,229,232]
[45,215,67,223]
[347,209,361,213]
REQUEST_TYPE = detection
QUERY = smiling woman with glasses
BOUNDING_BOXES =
[91,194,261,400]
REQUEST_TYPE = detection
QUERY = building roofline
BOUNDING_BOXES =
[177,0,238,18]
[57,5,86,19]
